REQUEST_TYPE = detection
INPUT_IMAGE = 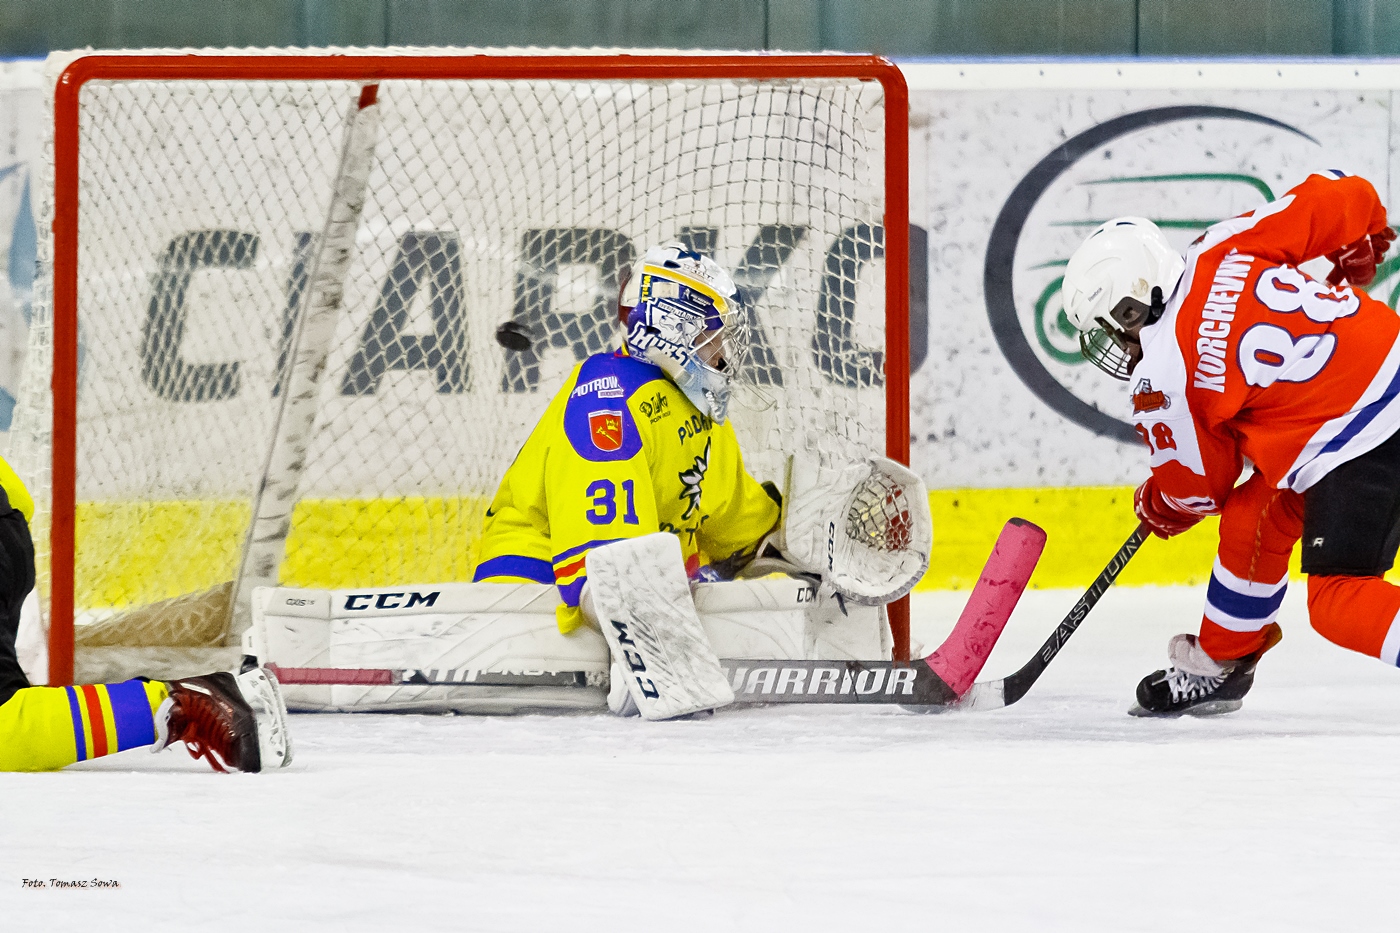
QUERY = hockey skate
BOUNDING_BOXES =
[154,667,293,772]
[1129,627,1281,717]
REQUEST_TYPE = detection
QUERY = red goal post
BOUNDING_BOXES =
[35,50,910,685]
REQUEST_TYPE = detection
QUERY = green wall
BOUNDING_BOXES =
[2,0,1399,58]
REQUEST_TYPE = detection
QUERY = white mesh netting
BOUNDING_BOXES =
[11,49,894,681]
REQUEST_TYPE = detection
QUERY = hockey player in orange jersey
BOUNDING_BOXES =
[1061,170,1400,715]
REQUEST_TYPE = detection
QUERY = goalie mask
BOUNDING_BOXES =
[621,244,748,423]
[1062,217,1185,380]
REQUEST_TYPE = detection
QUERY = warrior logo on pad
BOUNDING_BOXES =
[589,410,624,451]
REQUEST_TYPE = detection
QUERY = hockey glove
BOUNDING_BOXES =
[1133,476,1202,539]
[1326,226,1397,288]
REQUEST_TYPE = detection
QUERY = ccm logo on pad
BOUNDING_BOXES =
[343,591,440,611]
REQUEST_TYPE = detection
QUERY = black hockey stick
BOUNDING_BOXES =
[958,522,1148,711]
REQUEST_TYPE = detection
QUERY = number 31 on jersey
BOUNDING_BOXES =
[586,478,640,525]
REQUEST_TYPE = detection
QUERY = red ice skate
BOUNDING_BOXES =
[154,668,293,773]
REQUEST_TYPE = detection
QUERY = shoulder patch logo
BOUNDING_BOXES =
[572,374,622,399]
[1132,378,1170,414]
[678,437,711,520]
[589,410,624,452]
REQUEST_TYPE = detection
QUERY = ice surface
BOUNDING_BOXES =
[6,585,1400,931]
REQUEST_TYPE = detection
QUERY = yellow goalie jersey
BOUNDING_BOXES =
[474,349,780,633]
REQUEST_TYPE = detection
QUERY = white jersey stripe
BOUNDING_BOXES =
[1203,602,1282,633]
[1210,557,1288,597]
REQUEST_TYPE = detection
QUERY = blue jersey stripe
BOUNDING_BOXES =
[473,555,553,584]
[64,686,86,762]
[558,577,587,607]
[107,679,156,751]
[1206,574,1287,621]
[1289,364,1400,486]
[552,538,625,565]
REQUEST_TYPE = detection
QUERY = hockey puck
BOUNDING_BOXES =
[495,320,535,351]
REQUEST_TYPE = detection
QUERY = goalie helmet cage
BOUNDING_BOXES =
[17,49,910,686]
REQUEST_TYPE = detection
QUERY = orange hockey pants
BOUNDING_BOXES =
[1199,471,1400,664]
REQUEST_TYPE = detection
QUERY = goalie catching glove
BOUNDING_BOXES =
[764,455,933,605]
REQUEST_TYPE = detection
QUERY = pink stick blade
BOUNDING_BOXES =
[266,664,395,686]
[924,518,1047,697]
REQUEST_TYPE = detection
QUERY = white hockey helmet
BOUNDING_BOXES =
[1061,217,1185,380]
[621,243,748,422]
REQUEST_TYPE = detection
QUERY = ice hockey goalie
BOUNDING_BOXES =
[249,244,930,719]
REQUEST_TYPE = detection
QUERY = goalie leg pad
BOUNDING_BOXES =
[247,582,608,714]
[694,576,891,661]
[583,534,734,720]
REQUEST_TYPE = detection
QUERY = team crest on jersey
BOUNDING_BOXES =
[589,410,624,451]
[1132,379,1170,414]
[678,438,711,519]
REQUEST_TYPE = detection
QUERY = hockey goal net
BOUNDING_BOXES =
[12,49,909,685]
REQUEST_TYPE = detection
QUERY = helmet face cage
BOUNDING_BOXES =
[709,293,751,380]
[624,266,751,422]
[1079,324,1134,381]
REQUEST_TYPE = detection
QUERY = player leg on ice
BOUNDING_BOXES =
[1132,470,1290,716]
[1132,432,1400,715]
[152,668,293,772]
[1060,173,1400,716]
[0,454,292,771]
[0,669,292,773]
[1132,631,1276,717]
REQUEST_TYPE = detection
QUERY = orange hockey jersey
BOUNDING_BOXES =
[1130,171,1399,514]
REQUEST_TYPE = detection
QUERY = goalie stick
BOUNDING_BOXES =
[267,659,950,705]
[265,518,1048,709]
[957,522,1148,712]
[265,664,607,689]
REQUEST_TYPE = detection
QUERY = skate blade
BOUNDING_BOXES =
[235,667,294,770]
[1184,699,1243,717]
[1128,699,1244,718]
